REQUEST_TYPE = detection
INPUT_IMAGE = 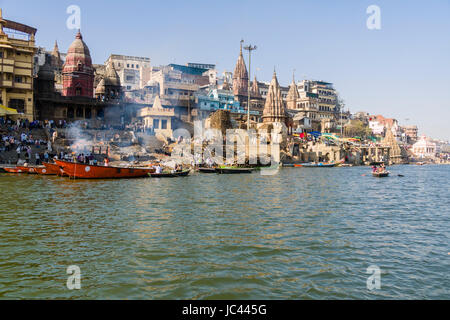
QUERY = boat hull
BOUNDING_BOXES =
[198,167,217,173]
[44,162,67,176]
[372,172,390,177]
[24,166,39,174]
[3,167,27,173]
[295,163,336,168]
[150,170,190,178]
[216,167,254,174]
[55,160,154,179]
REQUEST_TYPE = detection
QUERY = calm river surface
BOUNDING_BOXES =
[0,165,449,299]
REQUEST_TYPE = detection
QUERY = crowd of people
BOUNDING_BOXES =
[0,119,55,165]
[0,117,68,130]
[372,163,387,173]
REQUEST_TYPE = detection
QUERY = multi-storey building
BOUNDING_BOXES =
[105,54,151,91]
[401,125,418,143]
[0,9,37,120]
[195,87,258,120]
[298,80,337,120]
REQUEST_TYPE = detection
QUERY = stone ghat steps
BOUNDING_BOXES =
[0,144,54,165]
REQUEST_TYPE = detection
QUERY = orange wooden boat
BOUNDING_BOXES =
[34,163,57,175]
[3,167,27,173]
[43,162,67,176]
[3,165,40,174]
[54,160,154,179]
[24,166,39,174]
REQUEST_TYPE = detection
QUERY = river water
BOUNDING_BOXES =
[0,165,448,299]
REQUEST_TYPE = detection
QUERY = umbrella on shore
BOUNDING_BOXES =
[0,104,19,116]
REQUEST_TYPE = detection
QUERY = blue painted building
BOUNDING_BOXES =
[195,88,260,120]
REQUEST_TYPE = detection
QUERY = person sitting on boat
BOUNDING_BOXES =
[104,157,110,167]
[154,164,162,174]
[205,157,214,168]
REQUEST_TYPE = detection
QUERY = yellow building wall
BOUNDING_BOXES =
[0,36,36,120]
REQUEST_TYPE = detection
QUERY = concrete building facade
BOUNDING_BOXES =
[106,54,151,91]
[0,9,37,120]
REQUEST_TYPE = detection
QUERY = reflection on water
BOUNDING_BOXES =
[0,165,449,299]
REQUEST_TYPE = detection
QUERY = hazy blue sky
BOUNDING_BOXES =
[2,0,449,140]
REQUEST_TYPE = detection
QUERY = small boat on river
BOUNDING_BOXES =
[3,167,27,173]
[3,165,39,174]
[198,167,217,173]
[149,170,190,178]
[294,162,336,168]
[43,162,67,176]
[54,160,154,179]
[372,171,390,177]
[216,166,254,174]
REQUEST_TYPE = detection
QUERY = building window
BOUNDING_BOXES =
[76,107,83,118]
[0,51,3,58]
[68,107,74,118]
[8,99,25,113]
[85,108,92,119]
[136,64,139,69]
[161,120,167,129]
[14,76,23,83]
[76,88,82,96]
[153,119,160,129]
[127,64,130,68]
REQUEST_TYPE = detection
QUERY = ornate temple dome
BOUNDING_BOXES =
[38,55,55,81]
[61,30,95,97]
[62,30,93,74]
[103,61,120,87]
[95,78,106,94]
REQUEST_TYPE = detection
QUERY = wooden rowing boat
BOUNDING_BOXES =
[216,167,254,174]
[198,167,217,173]
[43,162,67,176]
[54,160,154,179]
[372,171,390,177]
[294,162,336,168]
[3,167,27,173]
[24,166,39,174]
[149,170,190,178]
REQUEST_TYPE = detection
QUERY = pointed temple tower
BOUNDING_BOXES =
[62,30,94,98]
[222,75,231,91]
[51,40,62,69]
[262,70,288,123]
[251,76,261,98]
[95,61,121,100]
[286,73,299,110]
[232,40,248,103]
